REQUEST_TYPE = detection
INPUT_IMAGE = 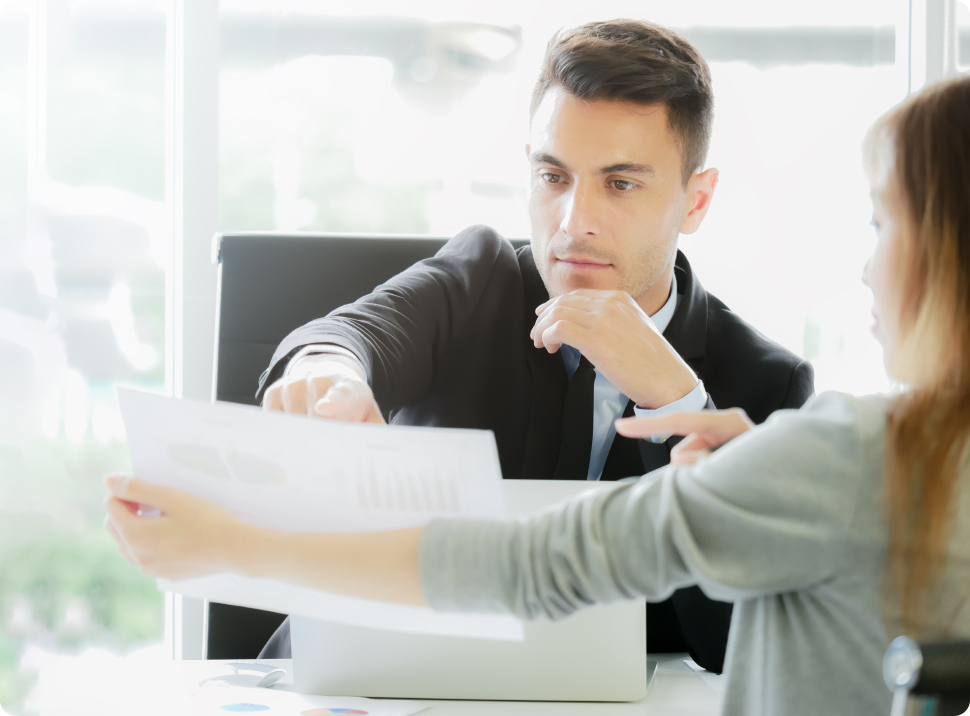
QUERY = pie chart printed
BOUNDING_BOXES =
[221,705,270,713]
[301,709,369,715]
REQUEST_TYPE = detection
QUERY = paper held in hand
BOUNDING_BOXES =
[117,388,523,641]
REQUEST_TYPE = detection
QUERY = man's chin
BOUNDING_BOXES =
[553,270,619,294]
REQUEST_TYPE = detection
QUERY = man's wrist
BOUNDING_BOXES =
[634,380,708,417]
[634,374,699,410]
[287,351,366,383]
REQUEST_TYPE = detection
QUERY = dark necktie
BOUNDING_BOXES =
[600,400,647,481]
[553,355,595,480]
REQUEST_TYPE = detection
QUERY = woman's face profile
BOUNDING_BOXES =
[863,164,908,379]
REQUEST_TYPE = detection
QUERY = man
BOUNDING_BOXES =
[257,20,814,671]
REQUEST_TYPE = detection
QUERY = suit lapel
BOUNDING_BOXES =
[638,436,673,474]
[518,248,569,479]
[663,250,708,361]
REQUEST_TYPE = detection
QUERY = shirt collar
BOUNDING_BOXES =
[649,271,678,334]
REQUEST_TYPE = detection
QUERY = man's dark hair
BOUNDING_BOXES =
[531,20,714,185]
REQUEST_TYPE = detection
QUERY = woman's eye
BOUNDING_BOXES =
[541,173,562,184]
[610,180,636,191]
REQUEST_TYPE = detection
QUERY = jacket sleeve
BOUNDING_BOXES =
[781,360,815,409]
[255,226,517,408]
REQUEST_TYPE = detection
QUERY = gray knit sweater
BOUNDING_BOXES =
[419,391,970,715]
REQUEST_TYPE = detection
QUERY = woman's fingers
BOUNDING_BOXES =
[671,432,712,453]
[104,516,136,562]
[104,474,179,513]
[615,408,754,448]
[104,492,139,526]
[669,434,714,465]
[615,411,725,439]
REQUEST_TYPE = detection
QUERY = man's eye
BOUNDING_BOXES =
[541,173,562,184]
[610,180,636,191]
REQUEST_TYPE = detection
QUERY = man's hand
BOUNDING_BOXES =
[615,408,754,465]
[103,474,251,580]
[531,289,698,409]
[262,353,385,424]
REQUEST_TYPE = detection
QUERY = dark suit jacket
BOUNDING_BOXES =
[257,225,815,672]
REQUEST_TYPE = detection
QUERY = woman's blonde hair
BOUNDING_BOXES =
[865,75,970,636]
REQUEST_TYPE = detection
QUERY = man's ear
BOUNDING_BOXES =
[524,143,531,159]
[680,168,719,235]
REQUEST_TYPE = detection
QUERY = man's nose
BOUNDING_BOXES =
[861,258,871,287]
[561,180,601,238]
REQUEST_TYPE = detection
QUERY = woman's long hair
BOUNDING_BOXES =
[865,76,970,636]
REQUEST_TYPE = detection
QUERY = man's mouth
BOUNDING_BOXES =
[557,256,611,269]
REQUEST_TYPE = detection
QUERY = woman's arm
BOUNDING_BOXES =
[106,396,871,621]
[103,410,756,613]
[421,393,873,619]
[103,475,427,606]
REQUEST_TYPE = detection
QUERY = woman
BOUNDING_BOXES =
[104,76,970,715]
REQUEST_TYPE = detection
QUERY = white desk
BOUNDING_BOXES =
[183,654,723,716]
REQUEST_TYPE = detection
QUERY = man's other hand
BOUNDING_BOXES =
[262,353,385,424]
[531,289,698,410]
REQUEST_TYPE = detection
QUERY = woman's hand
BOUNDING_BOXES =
[103,475,250,580]
[615,408,754,465]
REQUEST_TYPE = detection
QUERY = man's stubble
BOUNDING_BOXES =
[529,228,679,305]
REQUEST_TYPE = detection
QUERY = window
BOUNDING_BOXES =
[959,0,970,71]
[0,1,167,712]
[218,0,900,395]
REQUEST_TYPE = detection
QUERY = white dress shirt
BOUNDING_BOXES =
[287,274,706,481]
[559,273,707,481]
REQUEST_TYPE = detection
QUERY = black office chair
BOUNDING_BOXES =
[884,637,970,716]
[206,231,528,658]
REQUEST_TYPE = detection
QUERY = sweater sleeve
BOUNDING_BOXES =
[419,392,884,619]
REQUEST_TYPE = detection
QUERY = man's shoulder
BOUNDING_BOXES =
[437,224,524,266]
[704,291,803,370]
[396,224,528,287]
[699,290,814,417]
[387,225,536,314]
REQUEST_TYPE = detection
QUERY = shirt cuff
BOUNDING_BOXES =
[633,381,708,443]
[284,344,365,380]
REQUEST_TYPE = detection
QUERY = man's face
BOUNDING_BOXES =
[527,88,695,302]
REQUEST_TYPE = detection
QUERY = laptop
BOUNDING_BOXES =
[291,480,656,702]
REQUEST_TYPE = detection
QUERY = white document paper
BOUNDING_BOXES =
[118,388,523,641]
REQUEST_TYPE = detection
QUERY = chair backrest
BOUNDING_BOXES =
[214,232,528,405]
[884,637,970,716]
[207,231,527,658]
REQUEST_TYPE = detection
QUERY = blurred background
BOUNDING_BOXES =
[1,0,969,712]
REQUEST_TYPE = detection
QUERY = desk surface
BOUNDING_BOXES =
[185,654,723,716]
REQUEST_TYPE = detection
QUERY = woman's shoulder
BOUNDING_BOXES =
[751,390,889,471]
[782,390,889,433]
